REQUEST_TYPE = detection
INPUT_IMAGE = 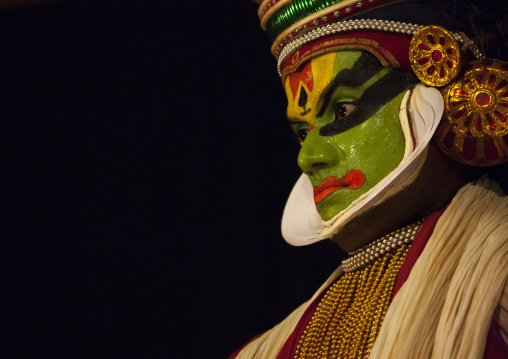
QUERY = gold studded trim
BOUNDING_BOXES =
[259,0,291,29]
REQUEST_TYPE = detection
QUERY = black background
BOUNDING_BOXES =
[1,1,343,358]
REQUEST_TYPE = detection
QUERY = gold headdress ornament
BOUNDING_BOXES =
[256,0,508,166]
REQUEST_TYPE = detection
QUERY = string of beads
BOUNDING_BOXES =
[277,19,422,74]
[342,220,423,272]
[293,219,424,359]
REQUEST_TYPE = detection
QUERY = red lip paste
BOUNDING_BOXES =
[313,170,366,205]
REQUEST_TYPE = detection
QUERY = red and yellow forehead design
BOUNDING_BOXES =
[284,53,336,124]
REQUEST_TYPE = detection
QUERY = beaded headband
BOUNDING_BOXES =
[256,0,508,166]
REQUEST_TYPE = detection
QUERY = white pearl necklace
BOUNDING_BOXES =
[341,220,424,273]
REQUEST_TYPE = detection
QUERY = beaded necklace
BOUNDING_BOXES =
[294,220,424,359]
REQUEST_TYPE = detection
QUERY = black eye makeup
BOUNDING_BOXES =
[320,69,415,137]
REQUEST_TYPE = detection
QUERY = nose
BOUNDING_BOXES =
[297,132,339,176]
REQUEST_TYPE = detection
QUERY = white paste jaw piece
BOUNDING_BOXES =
[281,172,323,243]
[281,83,444,246]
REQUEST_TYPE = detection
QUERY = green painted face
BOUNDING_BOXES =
[284,50,415,221]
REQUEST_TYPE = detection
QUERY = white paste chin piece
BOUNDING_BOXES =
[281,174,323,243]
[281,83,444,246]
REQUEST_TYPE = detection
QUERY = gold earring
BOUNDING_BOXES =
[409,25,462,87]
[436,59,508,166]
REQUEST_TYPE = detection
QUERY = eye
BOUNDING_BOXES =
[334,102,357,121]
[297,128,309,146]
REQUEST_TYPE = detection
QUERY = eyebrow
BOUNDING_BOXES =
[316,52,384,118]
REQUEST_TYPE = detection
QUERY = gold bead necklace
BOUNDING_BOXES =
[294,220,424,359]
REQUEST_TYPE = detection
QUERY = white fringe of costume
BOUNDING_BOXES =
[236,177,508,358]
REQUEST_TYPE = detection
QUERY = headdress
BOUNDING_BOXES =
[254,0,508,244]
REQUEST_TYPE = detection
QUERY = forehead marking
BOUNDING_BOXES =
[298,86,308,108]
[288,61,314,102]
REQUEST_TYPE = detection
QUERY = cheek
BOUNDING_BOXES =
[330,109,405,176]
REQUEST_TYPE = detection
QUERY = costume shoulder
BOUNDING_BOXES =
[370,176,508,359]
[497,282,508,345]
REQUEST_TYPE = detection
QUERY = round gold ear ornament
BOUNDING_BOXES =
[409,25,462,87]
[436,59,508,166]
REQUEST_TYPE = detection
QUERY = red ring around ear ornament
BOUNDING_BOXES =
[436,59,508,166]
[409,25,461,87]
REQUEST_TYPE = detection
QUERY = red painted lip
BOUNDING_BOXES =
[313,170,366,205]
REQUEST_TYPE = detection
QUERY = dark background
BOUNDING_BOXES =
[1,1,343,358]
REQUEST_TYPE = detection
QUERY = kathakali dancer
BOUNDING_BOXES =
[233,0,508,358]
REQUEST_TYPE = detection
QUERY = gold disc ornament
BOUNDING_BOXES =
[436,59,508,166]
[409,25,462,87]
